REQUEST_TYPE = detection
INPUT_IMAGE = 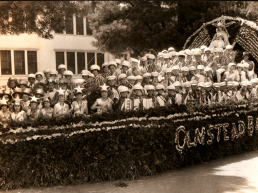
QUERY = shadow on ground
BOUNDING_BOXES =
[3,151,258,193]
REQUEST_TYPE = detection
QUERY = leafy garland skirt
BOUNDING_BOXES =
[0,109,258,190]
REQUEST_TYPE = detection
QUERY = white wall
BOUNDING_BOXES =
[0,33,115,86]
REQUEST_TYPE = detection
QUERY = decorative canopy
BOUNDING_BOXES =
[183,15,258,61]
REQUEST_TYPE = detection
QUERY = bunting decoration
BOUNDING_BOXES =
[235,25,258,61]
[188,27,211,50]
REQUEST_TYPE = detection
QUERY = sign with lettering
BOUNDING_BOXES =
[175,116,256,153]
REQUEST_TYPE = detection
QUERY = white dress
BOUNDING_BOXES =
[0,110,11,127]
[223,71,239,82]
[54,102,70,118]
[156,95,166,106]
[40,108,53,118]
[21,100,31,113]
[11,111,26,122]
[71,100,88,116]
[95,98,113,114]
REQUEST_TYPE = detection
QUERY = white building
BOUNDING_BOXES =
[0,14,114,85]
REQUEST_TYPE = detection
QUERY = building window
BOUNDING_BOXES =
[65,15,73,34]
[54,16,65,34]
[0,50,11,75]
[27,51,37,74]
[86,17,93,35]
[55,51,104,74]
[0,50,37,75]
[56,14,93,36]
[76,15,84,35]
[14,51,25,75]
[87,53,95,70]
[97,53,104,74]
[67,52,75,74]
[56,52,65,70]
[77,52,85,74]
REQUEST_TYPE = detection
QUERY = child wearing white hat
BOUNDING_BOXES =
[127,75,136,87]
[151,71,159,87]
[58,64,66,78]
[121,61,131,75]
[181,67,189,83]
[226,82,237,102]
[90,64,105,87]
[222,63,239,82]
[184,49,193,66]
[102,63,111,80]
[139,57,149,74]
[155,84,166,107]
[241,52,256,79]
[169,66,181,84]
[144,84,155,98]
[202,48,213,66]
[127,59,141,77]
[108,61,121,77]
[63,70,74,90]
[165,85,176,106]
[27,74,36,89]
[142,73,152,87]
[106,76,119,102]
[118,74,129,88]
[35,72,45,84]
[170,51,178,66]
[235,81,250,102]
[192,65,206,83]
[115,86,132,112]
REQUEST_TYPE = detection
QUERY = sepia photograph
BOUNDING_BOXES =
[0,1,258,193]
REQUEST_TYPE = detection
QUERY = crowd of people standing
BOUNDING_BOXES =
[0,44,257,127]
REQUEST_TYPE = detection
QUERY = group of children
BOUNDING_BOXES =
[0,44,257,127]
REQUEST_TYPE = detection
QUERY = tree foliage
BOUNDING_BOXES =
[0,1,258,57]
[89,1,258,57]
[0,1,94,38]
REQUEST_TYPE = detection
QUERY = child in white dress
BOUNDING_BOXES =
[71,86,88,117]
[11,96,27,123]
[53,88,71,118]
[0,97,11,128]
[27,96,41,122]
[40,97,53,119]
[91,84,113,114]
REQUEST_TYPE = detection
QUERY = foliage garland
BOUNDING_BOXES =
[0,103,258,190]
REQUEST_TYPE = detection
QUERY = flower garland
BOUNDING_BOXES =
[2,108,249,137]
[0,108,252,145]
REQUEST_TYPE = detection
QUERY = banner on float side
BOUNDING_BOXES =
[174,115,257,153]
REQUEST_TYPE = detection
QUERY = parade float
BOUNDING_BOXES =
[183,15,258,64]
[1,15,258,191]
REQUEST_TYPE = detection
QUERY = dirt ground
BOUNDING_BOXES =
[3,150,258,193]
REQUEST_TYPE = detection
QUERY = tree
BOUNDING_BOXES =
[89,1,179,57]
[89,1,256,57]
[0,1,94,38]
[0,1,257,58]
